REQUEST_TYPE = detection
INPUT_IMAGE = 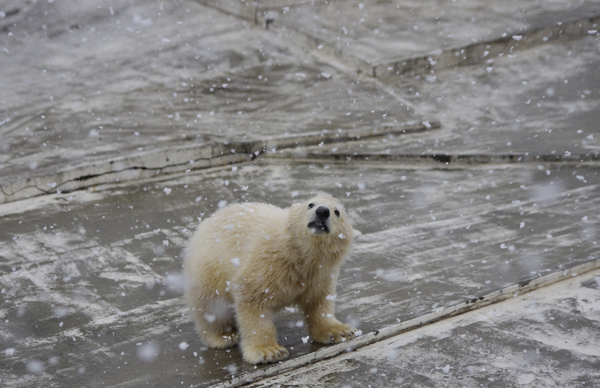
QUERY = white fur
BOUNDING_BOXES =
[183,195,356,364]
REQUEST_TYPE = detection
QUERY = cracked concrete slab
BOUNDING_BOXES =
[0,0,425,204]
[0,120,436,204]
[5,0,599,205]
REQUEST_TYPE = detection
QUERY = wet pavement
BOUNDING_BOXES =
[247,268,600,388]
[1,162,599,387]
[0,0,424,204]
[265,0,600,78]
[1,0,600,387]
[279,34,600,163]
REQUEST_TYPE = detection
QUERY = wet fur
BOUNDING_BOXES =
[183,195,356,364]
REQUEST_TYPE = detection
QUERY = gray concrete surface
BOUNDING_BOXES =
[246,268,600,388]
[278,34,600,164]
[1,162,598,387]
[262,0,600,77]
[1,0,600,387]
[0,0,424,204]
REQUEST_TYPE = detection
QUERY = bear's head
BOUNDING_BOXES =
[288,195,353,247]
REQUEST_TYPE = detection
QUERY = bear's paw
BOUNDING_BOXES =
[203,331,239,349]
[243,344,289,364]
[311,323,357,344]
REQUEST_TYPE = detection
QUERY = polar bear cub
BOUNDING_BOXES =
[183,195,356,364]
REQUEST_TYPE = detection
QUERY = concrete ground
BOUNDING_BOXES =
[1,0,599,387]
[247,268,600,388]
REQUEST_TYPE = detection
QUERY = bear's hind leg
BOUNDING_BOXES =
[190,297,239,349]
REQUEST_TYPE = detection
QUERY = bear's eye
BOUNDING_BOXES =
[307,203,315,209]
[334,210,340,217]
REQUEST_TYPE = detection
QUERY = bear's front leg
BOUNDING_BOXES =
[301,293,356,344]
[235,303,289,364]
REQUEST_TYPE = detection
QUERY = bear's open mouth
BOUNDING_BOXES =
[307,221,329,234]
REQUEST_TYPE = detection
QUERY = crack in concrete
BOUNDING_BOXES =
[270,151,600,165]
[0,121,438,205]
[3,118,599,206]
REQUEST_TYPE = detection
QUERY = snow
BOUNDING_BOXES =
[137,342,159,362]
[54,306,69,318]
[385,348,398,361]
[164,272,184,292]
[517,374,536,384]
[26,359,45,374]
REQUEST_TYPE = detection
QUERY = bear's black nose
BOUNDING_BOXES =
[315,206,330,220]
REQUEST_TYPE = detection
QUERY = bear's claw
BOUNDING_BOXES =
[312,323,357,344]
[243,344,289,364]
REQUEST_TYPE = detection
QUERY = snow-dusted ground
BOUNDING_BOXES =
[247,268,600,388]
[1,0,599,387]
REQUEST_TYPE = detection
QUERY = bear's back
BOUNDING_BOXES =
[187,202,289,267]
[212,202,288,236]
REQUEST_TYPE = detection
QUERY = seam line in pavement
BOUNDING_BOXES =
[267,151,600,165]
